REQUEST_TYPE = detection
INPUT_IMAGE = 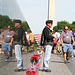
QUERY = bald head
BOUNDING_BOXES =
[64,26,68,33]
[64,26,68,29]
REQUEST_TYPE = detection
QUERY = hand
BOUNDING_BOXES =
[10,36,12,38]
[55,36,57,39]
[62,43,64,47]
[73,41,75,45]
[10,43,12,46]
[0,40,1,43]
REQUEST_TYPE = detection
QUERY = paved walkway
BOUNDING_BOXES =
[0,52,36,75]
[38,54,73,75]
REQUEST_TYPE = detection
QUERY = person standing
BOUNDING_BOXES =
[60,26,75,63]
[40,20,54,72]
[54,29,60,53]
[11,20,25,72]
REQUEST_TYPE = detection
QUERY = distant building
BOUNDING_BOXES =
[0,0,25,21]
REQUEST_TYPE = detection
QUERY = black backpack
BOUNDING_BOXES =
[22,32,27,46]
[40,31,44,46]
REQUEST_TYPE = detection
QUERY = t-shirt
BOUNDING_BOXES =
[2,30,14,43]
[55,32,60,38]
[26,34,29,41]
[29,33,34,42]
[60,31,73,43]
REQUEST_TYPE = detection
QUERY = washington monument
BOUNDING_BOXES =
[48,0,55,29]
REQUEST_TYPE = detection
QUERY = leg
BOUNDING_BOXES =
[15,45,23,69]
[63,52,67,60]
[71,44,73,57]
[52,44,54,53]
[73,50,75,57]
[68,51,71,58]
[62,44,68,63]
[2,43,7,56]
[7,43,11,57]
[10,46,12,56]
[68,44,73,58]
[43,45,52,70]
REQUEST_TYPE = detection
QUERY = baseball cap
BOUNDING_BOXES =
[46,20,53,24]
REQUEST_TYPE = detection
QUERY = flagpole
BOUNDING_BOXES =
[48,0,55,29]
[48,0,50,19]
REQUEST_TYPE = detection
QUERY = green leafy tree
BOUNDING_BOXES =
[0,15,30,31]
[72,21,75,25]
[53,21,75,31]
[21,21,30,30]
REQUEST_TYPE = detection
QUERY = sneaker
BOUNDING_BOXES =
[6,56,9,59]
[64,60,67,64]
[5,59,8,62]
[67,59,70,63]
[42,69,45,71]
[42,69,51,72]
[67,57,70,63]
[45,69,51,72]
[14,69,25,72]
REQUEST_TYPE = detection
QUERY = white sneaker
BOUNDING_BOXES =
[5,59,8,62]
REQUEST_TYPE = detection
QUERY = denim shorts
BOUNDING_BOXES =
[62,43,73,52]
[2,42,11,51]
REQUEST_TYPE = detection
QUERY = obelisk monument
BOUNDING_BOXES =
[48,0,55,29]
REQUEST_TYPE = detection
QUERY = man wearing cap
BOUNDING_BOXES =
[11,20,25,72]
[40,20,54,72]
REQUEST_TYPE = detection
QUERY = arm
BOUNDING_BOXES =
[0,36,3,40]
[61,38,64,47]
[71,36,75,44]
[0,36,3,43]
[72,36,74,42]
[71,32,75,44]
[44,28,54,40]
[10,37,14,46]
[60,32,64,47]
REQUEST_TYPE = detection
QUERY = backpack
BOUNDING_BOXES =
[40,31,44,46]
[22,32,27,46]
[53,38,57,44]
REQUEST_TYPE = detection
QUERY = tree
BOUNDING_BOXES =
[0,15,30,31]
[21,21,30,30]
[72,21,75,25]
[53,21,75,31]
[53,26,58,30]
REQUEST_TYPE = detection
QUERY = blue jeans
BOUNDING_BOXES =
[10,45,12,56]
[62,43,73,52]
[2,42,11,55]
[15,44,23,69]
[71,42,73,56]
[43,45,52,70]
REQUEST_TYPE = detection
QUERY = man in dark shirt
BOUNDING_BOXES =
[11,20,25,72]
[41,20,54,72]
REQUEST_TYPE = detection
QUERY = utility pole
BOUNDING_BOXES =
[48,0,55,29]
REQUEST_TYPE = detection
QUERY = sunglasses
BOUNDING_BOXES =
[65,29,68,30]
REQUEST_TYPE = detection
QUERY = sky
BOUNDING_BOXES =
[17,0,75,34]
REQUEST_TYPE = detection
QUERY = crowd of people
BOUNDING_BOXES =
[0,20,34,72]
[40,20,75,72]
[0,19,75,72]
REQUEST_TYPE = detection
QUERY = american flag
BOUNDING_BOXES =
[34,34,41,46]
